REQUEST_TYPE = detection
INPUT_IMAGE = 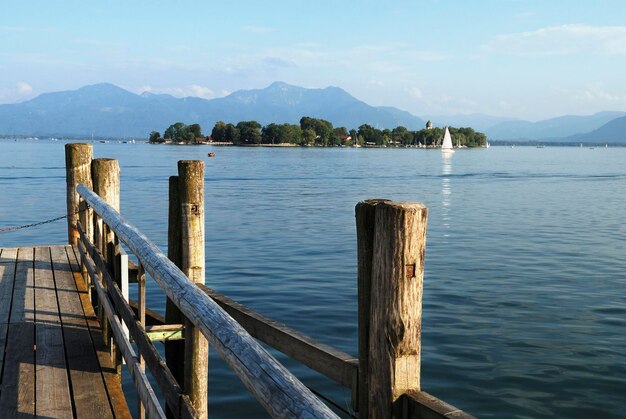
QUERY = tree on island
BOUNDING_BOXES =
[149,118,488,147]
[158,122,203,143]
[148,131,163,143]
[300,116,334,146]
[262,123,302,145]
[235,121,262,145]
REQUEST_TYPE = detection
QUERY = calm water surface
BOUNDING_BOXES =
[1,140,625,418]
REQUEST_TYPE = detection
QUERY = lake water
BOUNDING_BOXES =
[1,140,625,418]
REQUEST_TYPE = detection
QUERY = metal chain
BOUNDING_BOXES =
[0,207,86,233]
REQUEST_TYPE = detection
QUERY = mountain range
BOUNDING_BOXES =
[0,82,624,142]
[0,82,425,138]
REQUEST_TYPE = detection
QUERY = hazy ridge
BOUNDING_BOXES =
[0,82,624,142]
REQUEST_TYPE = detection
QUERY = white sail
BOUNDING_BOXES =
[441,127,454,153]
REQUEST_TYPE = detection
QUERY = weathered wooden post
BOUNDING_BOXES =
[356,200,428,418]
[91,158,121,369]
[180,161,208,418]
[176,161,208,418]
[65,143,93,245]
[91,158,120,248]
[165,175,185,416]
[356,199,389,418]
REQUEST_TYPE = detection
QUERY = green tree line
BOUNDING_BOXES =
[148,118,487,147]
[148,122,203,143]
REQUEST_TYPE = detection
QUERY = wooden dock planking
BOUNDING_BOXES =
[0,247,36,416]
[0,245,131,418]
[67,245,132,419]
[50,245,116,419]
[34,246,73,418]
[0,248,18,378]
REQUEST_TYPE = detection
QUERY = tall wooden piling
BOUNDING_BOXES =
[65,143,93,245]
[355,199,390,418]
[91,158,120,275]
[165,175,185,416]
[91,158,121,370]
[178,160,208,418]
[356,200,428,418]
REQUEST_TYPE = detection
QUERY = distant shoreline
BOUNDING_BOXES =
[1,136,625,147]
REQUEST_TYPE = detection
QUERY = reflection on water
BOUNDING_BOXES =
[441,154,452,238]
[2,141,626,418]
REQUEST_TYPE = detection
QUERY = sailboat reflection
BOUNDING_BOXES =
[441,154,452,237]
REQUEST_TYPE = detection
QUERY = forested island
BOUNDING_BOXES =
[148,117,487,147]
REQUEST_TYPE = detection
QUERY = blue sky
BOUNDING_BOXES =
[2,0,626,120]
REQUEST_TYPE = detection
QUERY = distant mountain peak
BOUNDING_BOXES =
[77,82,131,94]
[0,81,425,137]
[267,81,293,89]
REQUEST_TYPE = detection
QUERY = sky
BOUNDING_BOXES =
[2,0,626,121]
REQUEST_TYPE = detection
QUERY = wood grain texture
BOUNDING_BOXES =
[87,251,166,419]
[50,245,115,419]
[67,245,132,419]
[0,246,132,419]
[78,233,195,419]
[0,322,35,416]
[10,247,35,323]
[78,183,339,418]
[166,175,186,414]
[0,248,18,323]
[0,247,11,388]
[0,322,7,390]
[201,285,358,388]
[355,199,390,417]
[178,161,208,419]
[368,201,428,418]
[402,390,476,419]
[91,158,120,212]
[34,246,73,418]
[65,143,93,245]
[1,247,35,416]
[92,158,120,360]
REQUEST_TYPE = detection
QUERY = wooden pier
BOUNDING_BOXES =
[0,245,130,418]
[0,142,476,418]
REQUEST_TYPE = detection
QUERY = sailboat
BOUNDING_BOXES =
[441,127,455,154]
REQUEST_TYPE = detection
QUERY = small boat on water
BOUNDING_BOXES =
[441,127,454,154]
[208,152,215,158]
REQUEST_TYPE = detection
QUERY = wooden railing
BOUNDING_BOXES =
[65,143,475,419]
[76,184,338,418]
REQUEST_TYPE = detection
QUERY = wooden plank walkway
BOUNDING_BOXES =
[0,245,131,418]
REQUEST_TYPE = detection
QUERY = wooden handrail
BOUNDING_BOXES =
[77,223,197,418]
[401,390,477,419]
[77,184,338,418]
[200,285,358,389]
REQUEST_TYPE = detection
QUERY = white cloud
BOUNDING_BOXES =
[484,24,626,56]
[405,51,449,61]
[73,39,120,47]
[0,25,56,33]
[563,84,626,107]
[0,82,35,104]
[189,85,215,99]
[406,87,423,99]
[17,82,33,94]
[132,84,223,100]
[242,25,276,34]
